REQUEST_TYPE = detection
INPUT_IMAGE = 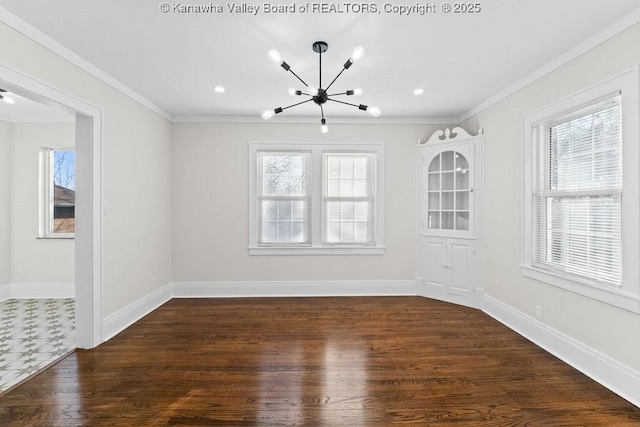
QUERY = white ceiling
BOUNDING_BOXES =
[0,91,74,123]
[1,1,639,122]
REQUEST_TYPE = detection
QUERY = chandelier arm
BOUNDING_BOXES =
[288,69,309,88]
[327,98,362,109]
[324,67,347,92]
[320,104,326,120]
[327,92,349,97]
[280,98,314,111]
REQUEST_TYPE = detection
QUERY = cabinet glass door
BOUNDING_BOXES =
[427,150,470,231]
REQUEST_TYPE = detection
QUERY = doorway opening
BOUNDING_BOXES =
[0,66,103,356]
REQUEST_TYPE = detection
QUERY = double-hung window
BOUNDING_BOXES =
[258,151,310,245]
[522,69,640,312]
[250,142,384,255]
[535,97,622,285]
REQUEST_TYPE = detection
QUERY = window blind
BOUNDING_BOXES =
[534,97,622,286]
[258,152,310,245]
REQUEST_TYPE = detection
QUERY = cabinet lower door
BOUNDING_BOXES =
[423,237,446,289]
[448,240,475,296]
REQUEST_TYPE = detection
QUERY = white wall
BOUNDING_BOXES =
[459,23,640,371]
[0,120,10,285]
[10,122,74,284]
[0,22,173,317]
[172,122,437,284]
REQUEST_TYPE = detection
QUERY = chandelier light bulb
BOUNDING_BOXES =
[320,119,328,134]
[261,109,276,120]
[288,88,299,96]
[268,49,282,64]
[307,84,319,96]
[351,46,365,62]
[367,106,381,117]
[1,94,15,104]
[353,87,363,96]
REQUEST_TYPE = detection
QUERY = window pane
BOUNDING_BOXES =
[261,200,307,244]
[261,153,307,196]
[442,192,454,210]
[442,151,454,171]
[537,195,621,285]
[325,201,370,243]
[428,173,440,191]
[456,191,469,210]
[428,192,439,210]
[326,154,370,197]
[428,154,440,172]
[428,211,440,229]
[550,103,621,191]
[442,172,454,190]
[455,212,469,231]
[455,152,469,170]
[52,150,76,234]
[441,212,454,230]
[456,170,469,190]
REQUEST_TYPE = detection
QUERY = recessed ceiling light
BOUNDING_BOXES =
[414,88,424,96]
[213,86,225,93]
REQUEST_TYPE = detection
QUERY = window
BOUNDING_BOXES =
[258,152,310,245]
[324,153,375,245]
[249,142,384,255]
[535,98,622,285]
[522,69,640,312]
[40,148,76,238]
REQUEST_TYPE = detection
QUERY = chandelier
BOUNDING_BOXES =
[261,41,381,133]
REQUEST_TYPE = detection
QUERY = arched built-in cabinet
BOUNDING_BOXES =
[417,128,484,308]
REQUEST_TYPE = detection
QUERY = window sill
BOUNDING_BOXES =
[249,245,386,256]
[521,263,640,313]
[37,234,75,240]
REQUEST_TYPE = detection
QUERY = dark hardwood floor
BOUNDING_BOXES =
[1,296,639,426]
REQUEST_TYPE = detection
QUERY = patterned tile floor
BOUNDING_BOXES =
[0,299,75,393]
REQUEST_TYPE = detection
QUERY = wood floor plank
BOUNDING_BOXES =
[1,296,639,426]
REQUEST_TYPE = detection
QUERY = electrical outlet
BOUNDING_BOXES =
[535,306,543,321]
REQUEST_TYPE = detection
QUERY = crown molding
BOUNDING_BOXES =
[172,115,458,125]
[457,6,640,124]
[0,6,173,122]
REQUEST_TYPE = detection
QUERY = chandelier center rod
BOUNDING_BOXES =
[313,41,328,90]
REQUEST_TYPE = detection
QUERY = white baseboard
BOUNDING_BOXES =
[0,282,74,300]
[417,280,484,309]
[171,280,418,298]
[0,283,10,301]
[102,284,172,342]
[483,294,640,408]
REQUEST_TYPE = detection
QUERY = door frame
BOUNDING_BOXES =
[0,65,103,348]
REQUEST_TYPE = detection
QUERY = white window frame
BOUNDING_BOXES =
[249,142,385,255]
[323,152,377,246]
[522,68,640,313]
[39,147,76,239]
[257,150,311,246]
